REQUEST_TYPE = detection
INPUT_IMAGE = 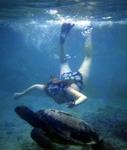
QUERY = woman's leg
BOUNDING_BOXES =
[78,27,93,83]
[59,23,74,75]
[60,44,72,75]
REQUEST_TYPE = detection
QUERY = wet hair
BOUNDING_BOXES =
[46,75,60,86]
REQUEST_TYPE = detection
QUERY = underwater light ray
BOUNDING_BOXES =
[8,16,127,54]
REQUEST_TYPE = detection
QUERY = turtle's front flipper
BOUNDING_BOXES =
[31,128,55,150]
[15,105,40,127]
[31,128,67,150]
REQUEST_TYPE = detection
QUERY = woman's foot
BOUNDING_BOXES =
[60,23,74,44]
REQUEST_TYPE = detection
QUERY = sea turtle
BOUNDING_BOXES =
[15,106,107,150]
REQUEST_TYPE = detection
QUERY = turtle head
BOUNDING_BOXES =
[15,105,40,128]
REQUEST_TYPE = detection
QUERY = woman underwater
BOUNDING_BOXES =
[14,23,93,108]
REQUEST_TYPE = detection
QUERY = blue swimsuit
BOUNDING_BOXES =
[45,72,83,103]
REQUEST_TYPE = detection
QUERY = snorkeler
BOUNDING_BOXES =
[14,23,93,108]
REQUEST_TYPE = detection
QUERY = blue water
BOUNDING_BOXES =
[0,1,127,150]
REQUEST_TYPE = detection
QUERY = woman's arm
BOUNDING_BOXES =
[14,84,46,100]
[66,86,87,107]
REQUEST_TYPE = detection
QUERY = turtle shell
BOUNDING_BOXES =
[35,109,99,145]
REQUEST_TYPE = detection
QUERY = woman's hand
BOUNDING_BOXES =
[67,101,75,108]
[14,93,22,100]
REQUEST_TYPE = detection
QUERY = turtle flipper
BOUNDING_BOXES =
[15,105,40,128]
[31,128,67,150]
[31,128,56,149]
[60,23,74,44]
